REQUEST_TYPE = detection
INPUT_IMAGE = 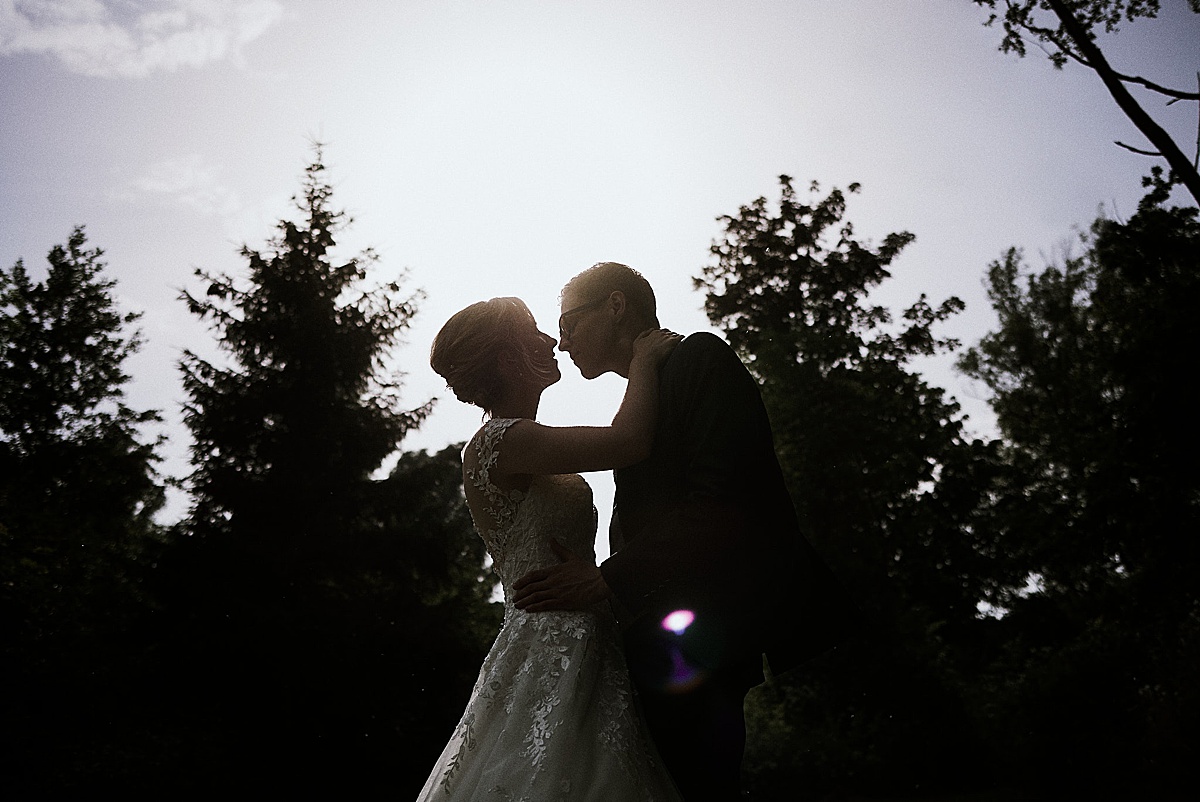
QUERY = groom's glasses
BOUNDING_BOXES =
[557,298,606,341]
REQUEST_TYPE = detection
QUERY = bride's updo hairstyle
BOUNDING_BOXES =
[430,297,556,414]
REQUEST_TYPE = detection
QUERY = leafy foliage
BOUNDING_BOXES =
[698,177,991,619]
[975,0,1174,65]
[697,177,1000,795]
[708,174,1199,798]
[957,181,1200,789]
[9,154,1197,797]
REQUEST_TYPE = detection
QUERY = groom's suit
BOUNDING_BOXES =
[599,331,863,798]
[602,330,861,673]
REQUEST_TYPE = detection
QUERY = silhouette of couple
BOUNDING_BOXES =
[419,262,860,801]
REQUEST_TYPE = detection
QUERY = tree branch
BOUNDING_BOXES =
[1115,141,1161,156]
[1115,71,1200,102]
[1021,15,1199,100]
[1045,0,1200,204]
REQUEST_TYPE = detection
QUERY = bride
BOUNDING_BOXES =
[420,296,682,801]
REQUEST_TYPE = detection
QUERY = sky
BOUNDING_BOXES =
[3,0,1198,549]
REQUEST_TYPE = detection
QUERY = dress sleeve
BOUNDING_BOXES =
[466,417,524,531]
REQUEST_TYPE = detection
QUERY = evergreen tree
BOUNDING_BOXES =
[168,146,497,793]
[0,226,165,794]
[696,177,1000,796]
[179,149,426,551]
[0,225,164,644]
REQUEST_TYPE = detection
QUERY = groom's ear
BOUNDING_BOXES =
[606,290,627,322]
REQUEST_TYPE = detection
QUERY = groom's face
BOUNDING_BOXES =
[557,287,615,380]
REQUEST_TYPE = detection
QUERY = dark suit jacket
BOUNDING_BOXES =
[600,332,863,681]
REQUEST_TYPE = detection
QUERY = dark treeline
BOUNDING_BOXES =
[724,170,1199,801]
[1,150,499,797]
[1,151,1196,799]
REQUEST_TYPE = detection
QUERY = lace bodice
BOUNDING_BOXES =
[465,417,598,603]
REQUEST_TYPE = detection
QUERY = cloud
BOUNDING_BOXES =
[0,0,283,77]
[125,154,293,243]
[130,154,243,217]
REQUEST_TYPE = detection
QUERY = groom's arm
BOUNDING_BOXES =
[512,334,756,615]
[512,537,612,612]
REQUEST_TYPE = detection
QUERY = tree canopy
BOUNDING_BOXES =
[5,150,1197,797]
[698,177,1003,796]
[179,147,429,546]
[2,153,500,796]
[699,173,1197,797]
[956,179,1200,791]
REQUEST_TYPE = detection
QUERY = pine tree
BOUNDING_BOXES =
[180,149,426,552]
[169,146,496,793]
[1,227,166,796]
[0,225,164,646]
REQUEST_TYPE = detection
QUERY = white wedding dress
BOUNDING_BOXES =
[416,418,681,802]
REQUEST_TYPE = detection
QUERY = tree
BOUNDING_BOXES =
[179,148,427,548]
[957,178,1200,791]
[0,226,166,795]
[972,0,1200,203]
[696,177,1002,796]
[0,225,165,644]
[167,146,497,793]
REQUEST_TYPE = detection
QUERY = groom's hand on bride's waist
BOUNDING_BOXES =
[513,538,613,612]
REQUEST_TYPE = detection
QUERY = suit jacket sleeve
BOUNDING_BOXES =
[600,332,778,619]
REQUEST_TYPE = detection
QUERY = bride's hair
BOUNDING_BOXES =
[430,297,556,413]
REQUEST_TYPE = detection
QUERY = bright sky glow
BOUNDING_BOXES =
[3,1,1198,550]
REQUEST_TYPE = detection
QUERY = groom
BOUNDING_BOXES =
[514,262,862,800]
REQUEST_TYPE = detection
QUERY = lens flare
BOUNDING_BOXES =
[661,609,695,635]
[667,647,702,689]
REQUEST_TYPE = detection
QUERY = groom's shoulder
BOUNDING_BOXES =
[663,332,752,390]
[674,330,741,368]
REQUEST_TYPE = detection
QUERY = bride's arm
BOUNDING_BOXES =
[497,329,679,476]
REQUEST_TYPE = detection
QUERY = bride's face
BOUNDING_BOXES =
[513,318,561,391]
